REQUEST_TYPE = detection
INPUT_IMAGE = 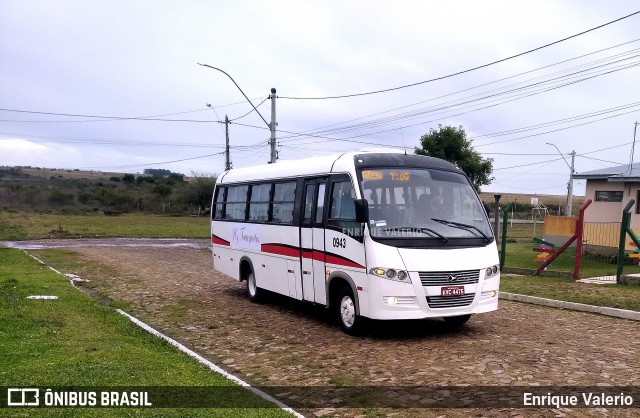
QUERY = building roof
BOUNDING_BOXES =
[573,162,640,182]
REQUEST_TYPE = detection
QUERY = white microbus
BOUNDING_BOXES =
[211,150,499,335]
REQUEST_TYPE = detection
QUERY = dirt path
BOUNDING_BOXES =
[22,240,640,417]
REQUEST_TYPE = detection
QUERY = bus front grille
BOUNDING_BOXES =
[419,270,480,287]
[427,294,475,309]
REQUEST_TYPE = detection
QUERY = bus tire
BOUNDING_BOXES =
[246,271,262,303]
[337,287,364,335]
[443,314,471,328]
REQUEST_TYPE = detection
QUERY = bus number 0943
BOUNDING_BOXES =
[333,237,346,249]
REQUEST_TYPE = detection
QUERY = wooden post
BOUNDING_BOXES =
[617,200,635,283]
[500,203,514,269]
[572,199,592,281]
[535,199,592,276]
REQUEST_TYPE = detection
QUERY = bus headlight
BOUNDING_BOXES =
[485,265,499,278]
[370,267,410,283]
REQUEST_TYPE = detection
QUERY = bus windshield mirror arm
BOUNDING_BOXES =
[430,218,491,242]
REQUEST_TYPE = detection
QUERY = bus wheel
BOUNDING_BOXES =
[337,287,363,335]
[246,271,262,303]
[443,314,471,328]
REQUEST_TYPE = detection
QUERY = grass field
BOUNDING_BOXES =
[501,241,640,278]
[501,274,640,311]
[0,248,292,417]
[0,211,210,240]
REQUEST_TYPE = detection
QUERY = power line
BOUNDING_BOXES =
[283,50,640,138]
[470,102,640,140]
[577,155,624,165]
[280,40,640,139]
[276,61,640,145]
[278,10,640,100]
[78,151,225,170]
[224,97,640,153]
[493,157,565,171]
[490,181,569,191]
[0,107,225,123]
[0,131,264,149]
[474,106,640,148]
[229,97,269,122]
[576,141,633,155]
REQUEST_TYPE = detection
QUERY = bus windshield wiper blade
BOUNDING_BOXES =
[430,218,491,242]
[382,226,448,242]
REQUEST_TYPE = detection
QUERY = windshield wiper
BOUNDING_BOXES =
[430,218,491,242]
[382,226,448,242]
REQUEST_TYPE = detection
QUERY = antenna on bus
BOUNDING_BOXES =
[400,128,407,155]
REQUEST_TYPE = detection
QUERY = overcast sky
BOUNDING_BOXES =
[1,0,639,197]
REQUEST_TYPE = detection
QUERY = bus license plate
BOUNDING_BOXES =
[441,286,465,297]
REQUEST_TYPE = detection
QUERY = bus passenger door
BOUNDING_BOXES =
[300,181,316,301]
[311,181,327,304]
[300,179,327,302]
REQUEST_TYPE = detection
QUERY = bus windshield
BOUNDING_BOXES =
[359,168,493,241]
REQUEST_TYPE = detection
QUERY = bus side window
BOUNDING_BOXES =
[315,183,326,224]
[330,181,356,220]
[213,186,225,220]
[272,181,296,224]
[303,184,315,224]
[249,183,271,222]
[328,180,361,239]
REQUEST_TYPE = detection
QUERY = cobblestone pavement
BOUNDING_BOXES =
[26,240,640,417]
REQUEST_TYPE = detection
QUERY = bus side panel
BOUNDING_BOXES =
[321,228,367,307]
[211,221,241,281]
[213,246,242,281]
[248,248,291,297]
[244,223,302,300]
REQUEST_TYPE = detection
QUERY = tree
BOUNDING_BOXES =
[121,173,135,184]
[415,125,493,191]
[152,184,172,199]
[180,171,217,215]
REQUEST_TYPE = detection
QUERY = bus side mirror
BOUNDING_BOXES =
[354,199,369,224]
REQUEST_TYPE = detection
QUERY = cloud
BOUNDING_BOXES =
[0,138,52,164]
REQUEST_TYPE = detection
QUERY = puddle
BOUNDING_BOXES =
[0,238,210,250]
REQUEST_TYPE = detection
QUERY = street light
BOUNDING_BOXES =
[546,143,576,216]
[198,63,278,164]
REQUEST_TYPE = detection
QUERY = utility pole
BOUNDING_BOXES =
[198,64,273,166]
[547,142,575,216]
[567,150,575,216]
[493,194,501,245]
[631,121,638,169]
[224,115,232,171]
[269,88,277,164]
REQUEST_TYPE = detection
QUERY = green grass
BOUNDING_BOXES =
[501,242,640,278]
[0,248,292,417]
[0,211,210,240]
[501,274,640,311]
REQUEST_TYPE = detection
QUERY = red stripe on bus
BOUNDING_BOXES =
[324,253,365,269]
[301,249,324,262]
[261,244,300,257]
[261,243,363,269]
[211,235,230,246]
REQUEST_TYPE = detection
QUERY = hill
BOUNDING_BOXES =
[0,166,215,216]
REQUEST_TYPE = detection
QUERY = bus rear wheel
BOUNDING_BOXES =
[246,271,262,303]
[443,314,471,328]
[337,287,364,335]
